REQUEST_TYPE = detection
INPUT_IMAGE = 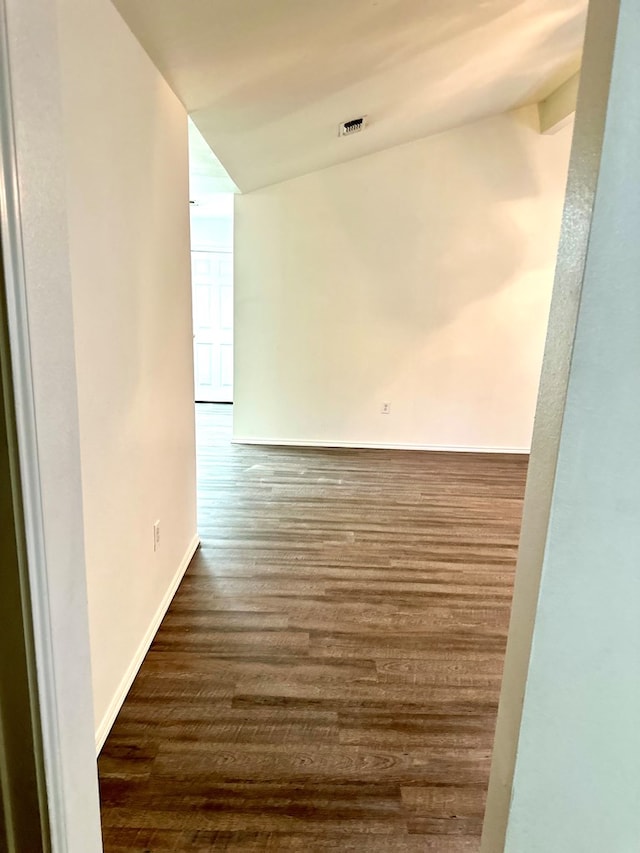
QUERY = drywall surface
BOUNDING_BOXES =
[481,1,620,849]
[112,0,586,191]
[539,71,580,133]
[501,2,640,850]
[56,0,197,739]
[3,0,102,848]
[234,107,573,450]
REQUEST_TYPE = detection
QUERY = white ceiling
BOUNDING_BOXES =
[113,0,587,192]
[188,118,238,200]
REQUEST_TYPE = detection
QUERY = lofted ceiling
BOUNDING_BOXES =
[188,118,238,199]
[112,0,588,192]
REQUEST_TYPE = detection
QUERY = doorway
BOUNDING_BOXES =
[190,199,234,403]
[188,119,237,406]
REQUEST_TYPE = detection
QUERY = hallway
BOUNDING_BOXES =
[98,404,527,852]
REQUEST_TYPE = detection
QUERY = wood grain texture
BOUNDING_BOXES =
[99,404,527,852]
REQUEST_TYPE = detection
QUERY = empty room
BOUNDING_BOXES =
[5,0,638,852]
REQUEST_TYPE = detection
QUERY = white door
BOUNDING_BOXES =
[192,250,233,402]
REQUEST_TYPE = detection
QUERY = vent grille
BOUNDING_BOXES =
[339,116,368,137]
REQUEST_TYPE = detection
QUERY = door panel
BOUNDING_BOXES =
[192,250,233,402]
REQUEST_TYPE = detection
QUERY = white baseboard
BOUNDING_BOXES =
[232,437,529,454]
[95,533,200,754]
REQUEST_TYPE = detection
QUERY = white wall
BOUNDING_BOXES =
[481,6,614,849]
[498,2,640,850]
[190,194,234,252]
[56,0,198,746]
[234,106,573,451]
[3,0,102,848]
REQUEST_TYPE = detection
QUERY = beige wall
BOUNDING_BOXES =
[234,106,573,451]
[56,0,197,746]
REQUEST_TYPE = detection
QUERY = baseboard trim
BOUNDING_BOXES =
[95,533,200,755]
[232,437,529,455]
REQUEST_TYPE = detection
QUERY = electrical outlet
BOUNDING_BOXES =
[381,402,391,415]
[153,520,161,552]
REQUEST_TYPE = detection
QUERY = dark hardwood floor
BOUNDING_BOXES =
[99,404,527,852]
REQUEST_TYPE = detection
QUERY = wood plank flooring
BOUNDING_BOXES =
[99,404,527,852]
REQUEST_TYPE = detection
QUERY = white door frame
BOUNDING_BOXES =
[0,0,102,849]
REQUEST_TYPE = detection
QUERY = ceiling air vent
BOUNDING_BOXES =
[339,116,368,137]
